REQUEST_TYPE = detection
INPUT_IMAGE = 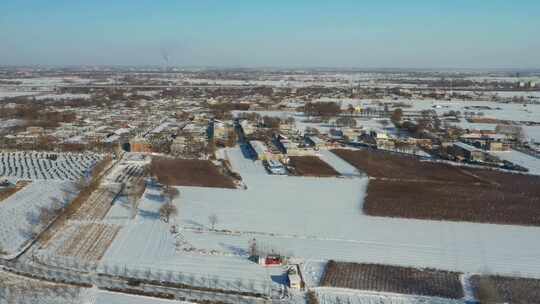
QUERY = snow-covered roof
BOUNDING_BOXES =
[454,142,482,152]
[308,136,323,145]
[249,140,268,156]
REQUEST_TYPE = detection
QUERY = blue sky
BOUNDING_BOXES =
[0,0,538,68]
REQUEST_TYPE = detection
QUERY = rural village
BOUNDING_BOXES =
[1,67,540,304]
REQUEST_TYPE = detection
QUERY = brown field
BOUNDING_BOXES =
[56,223,120,261]
[151,157,236,189]
[365,179,540,225]
[467,117,506,124]
[471,275,540,304]
[321,261,463,299]
[332,149,540,226]
[332,149,480,182]
[288,156,339,177]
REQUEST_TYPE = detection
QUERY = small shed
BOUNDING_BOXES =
[453,142,485,162]
[249,140,270,160]
[287,265,302,289]
[257,254,282,266]
[305,136,324,149]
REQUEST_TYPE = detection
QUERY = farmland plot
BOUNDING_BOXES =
[364,178,540,226]
[332,149,540,226]
[52,223,121,261]
[0,270,83,304]
[331,149,478,182]
[174,147,540,280]
[0,181,77,258]
[0,151,102,181]
[102,185,275,295]
[113,164,145,183]
[315,288,465,304]
[71,184,122,220]
[471,274,540,304]
[321,261,463,299]
[288,156,340,177]
[151,157,236,189]
[90,289,193,304]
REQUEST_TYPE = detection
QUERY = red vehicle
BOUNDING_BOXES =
[264,254,282,266]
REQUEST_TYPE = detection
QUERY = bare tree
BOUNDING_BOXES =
[208,214,219,230]
[159,203,178,223]
[38,205,56,225]
[74,175,89,192]
[126,179,146,218]
[126,188,138,219]
[516,126,527,144]
[162,184,179,203]
[248,238,258,257]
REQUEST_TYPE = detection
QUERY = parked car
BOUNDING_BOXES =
[264,159,287,175]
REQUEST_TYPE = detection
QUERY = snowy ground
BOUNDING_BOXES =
[524,125,540,143]
[0,181,77,258]
[103,185,277,294]
[0,90,41,100]
[89,289,192,304]
[99,145,540,302]
[171,147,540,279]
[394,99,540,123]
[34,93,91,100]
[314,287,465,304]
[490,149,540,175]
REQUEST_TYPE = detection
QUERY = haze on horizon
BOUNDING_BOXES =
[0,0,539,69]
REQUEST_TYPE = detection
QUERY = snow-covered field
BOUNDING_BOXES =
[97,144,540,300]
[0,90,90,101]
[405,99,540,123]
[524,125,540,143]
[0,181,77,258]
[0,152,101,181]
[103,185,276,294]
[0,90,41,99]
[491,149,540,175]
[314,288,464,304]
[90,290,192,304]
[34,93,91,100]
[1,77,91,87]
[169,147,540,279]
